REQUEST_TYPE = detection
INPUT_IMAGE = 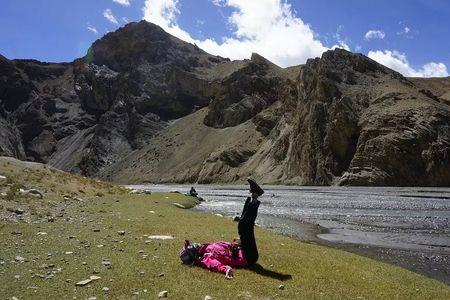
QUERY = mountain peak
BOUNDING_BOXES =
[86,20,224,72]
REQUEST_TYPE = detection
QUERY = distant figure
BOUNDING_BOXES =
[179,178,264,279]
[189,187,198,197]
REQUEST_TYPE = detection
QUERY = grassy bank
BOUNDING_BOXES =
[1,193,449,299]
[0,158,449,299]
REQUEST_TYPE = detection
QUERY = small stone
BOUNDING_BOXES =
[90,275,101,281]
[65,252,73,255]
[158,291,168,298]
[25,189,44,199]
[75,279,92,286]
[117,230,125,236]
[96,244,104,248]
[14,256,26,263]
[158,273,164,277]
[37,232,47,236]
[278,284,285,290]
[11,297,19,300]
[214,213,223,217]
[82,262,87,266]
[87,297,97,300]
[66,279,72,283]
[102,260,111,267]
[138,250,144,253]
[102,287,110,293]
[143,289,148,293]
[148,235,173,240]
[14,208,25,215]
[205,296,212,300]
[173,203,186,209]
[14,275,20,279]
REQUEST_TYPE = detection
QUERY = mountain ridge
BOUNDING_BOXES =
[1,21,449,186]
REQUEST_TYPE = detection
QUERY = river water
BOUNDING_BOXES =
[128,184,450,283]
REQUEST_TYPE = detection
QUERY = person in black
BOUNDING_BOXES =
[238,178,264,266]
[189,187,198,197]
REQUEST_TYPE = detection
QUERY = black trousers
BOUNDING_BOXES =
[238,197,260,265]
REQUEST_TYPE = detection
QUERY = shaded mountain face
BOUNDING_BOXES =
[0,21,226,175]
[1,21,449,186]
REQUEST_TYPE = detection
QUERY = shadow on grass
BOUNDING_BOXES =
[249,263,292,281]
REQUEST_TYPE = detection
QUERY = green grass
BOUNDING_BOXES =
[0,157,127,222]
[0,192,449,300]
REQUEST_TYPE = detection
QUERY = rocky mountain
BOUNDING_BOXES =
[1,21,449,186]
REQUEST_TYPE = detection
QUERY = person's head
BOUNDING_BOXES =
[179,240,200,265]
[247,178,264,198]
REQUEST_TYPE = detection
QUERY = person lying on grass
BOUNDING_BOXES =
[179,178,264,279]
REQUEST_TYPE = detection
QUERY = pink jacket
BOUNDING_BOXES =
[196,242,248,274]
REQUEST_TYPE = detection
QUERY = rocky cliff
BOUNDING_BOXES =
[1,21,449,186]
[0,21,226,176]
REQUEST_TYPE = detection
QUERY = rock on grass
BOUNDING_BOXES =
[158,290,168,298]
[75,275,101,286]
[14,256,26,263]
[173,203,186,209]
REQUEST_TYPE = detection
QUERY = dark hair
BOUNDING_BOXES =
[179,240,200,265]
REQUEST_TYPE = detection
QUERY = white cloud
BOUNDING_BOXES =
[122,17,130,23]
[210,0,226,6]
[331,25,350,51]
[140,0,447,77]
[104,8,119,24]
[397,25,415,39]
[113,0,131,6]
[142,0,329,67]
[364,30,385,40]
[420,62,449,78]
[368,50,449,77]
[87,26,98,35]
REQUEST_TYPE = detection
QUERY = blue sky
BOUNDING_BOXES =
[0,0,448,77]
